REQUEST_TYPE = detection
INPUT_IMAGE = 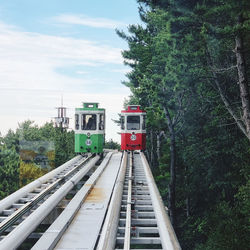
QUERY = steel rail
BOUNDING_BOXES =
[0,154,92,235]
[31,152,114,250]
[0,156,100,250]
[0,155,84,214]
[140,152,181,250]
[123,152,133,250]
[96,151,127,250]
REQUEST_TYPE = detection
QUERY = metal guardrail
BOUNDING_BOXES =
[96,151,128,250]
[140,152,181,250]
[0,156,100,250]
[0,155,84,214]
[31,152,114,250]
[123,153,133,250]
[113,152,181,249]
[0,155,91,236]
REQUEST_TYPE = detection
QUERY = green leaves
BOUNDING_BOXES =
[0,121,75,199]
[119,0,250,247]
[0,145,20,199]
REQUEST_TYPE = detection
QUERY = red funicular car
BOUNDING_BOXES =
[121,105,146,151]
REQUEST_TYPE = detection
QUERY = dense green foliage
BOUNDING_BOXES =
[0,121,75,198]
[118,0,250,248]
[104,139,120,150]
[0,144,20,200]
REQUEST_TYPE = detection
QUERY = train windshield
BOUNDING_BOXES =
[121,116,125,130]
[75,114,79,130]
[99,114,104,130]
[127,115,140,130]
[142,115,146,130]
[81,114,96,130]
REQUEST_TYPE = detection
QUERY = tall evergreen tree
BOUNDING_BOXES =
[118,0,250,248]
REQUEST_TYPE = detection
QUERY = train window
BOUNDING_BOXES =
[127,116,140,130]
[82,114,96,130]
[142,115,146,130]
[99,114,104,130]
[81,114,86,130]
[130,106,138,110]
[75,114,79,130]
[121,116,125,130]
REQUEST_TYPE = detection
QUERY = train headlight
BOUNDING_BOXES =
[86,139,92,146]
[130,133,137,141]
[87,132,91,138]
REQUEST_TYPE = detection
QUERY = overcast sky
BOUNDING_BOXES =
[0,0,141,142]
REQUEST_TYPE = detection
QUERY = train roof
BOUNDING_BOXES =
[75,102,105,111]
[121,105,146,113]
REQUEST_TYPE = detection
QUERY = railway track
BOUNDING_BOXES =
[97,152,180,250]
[0,151,180,249]
[0,154,100,249]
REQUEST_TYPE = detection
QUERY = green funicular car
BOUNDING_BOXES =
[75,102,105,154]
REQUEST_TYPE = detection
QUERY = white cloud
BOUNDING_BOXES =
[52,14,125,29]
[0,21,123,90]
[0,21,130,142]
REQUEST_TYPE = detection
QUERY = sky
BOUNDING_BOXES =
[0,0,142,142]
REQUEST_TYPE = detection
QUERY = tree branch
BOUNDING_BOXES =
[213,65,237,73]
[206,46,250,140]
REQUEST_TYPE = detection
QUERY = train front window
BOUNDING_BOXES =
[127,116,140,130]
[81,114,96,130]
[99,114,104,130]
[75,114,79,130]
[142,115,146,130]
[121,116,125,130]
